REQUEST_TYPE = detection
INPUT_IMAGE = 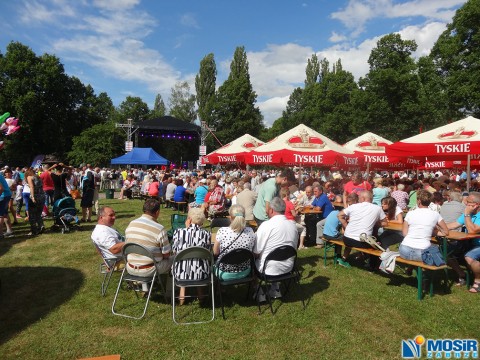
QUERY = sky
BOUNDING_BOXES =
[0,0,468,127]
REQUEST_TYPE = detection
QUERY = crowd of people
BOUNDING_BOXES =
[1,162,478,298]
[88,165,480,300]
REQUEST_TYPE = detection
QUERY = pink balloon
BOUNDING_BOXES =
[5,125,20,136]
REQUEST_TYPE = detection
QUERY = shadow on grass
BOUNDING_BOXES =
[346,257,452,297]
[0,266,84,345]
[0,222,38,257]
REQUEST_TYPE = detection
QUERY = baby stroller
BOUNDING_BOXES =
[53,197,80,233]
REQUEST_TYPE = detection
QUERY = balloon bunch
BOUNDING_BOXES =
[0,112,21,150]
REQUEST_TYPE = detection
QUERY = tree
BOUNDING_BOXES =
[213,46,264,145]
[356,34,425,140]
[168,81,196,123]
[68,121,125,166]
[149,93,166,118]
[0,41,111,165]
[116,96,149,124]
[195,53,216,125]
[430,0,480,118]
[305,54,320,87]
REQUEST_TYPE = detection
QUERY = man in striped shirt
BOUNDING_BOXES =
[125,199,173,280]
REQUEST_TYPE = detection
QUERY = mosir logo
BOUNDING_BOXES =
[252,154,273,163]
[364,155,389,163]
[218,155,237,162]
[434,143,470,153]
[343,156,358,165]
[293,154,323,163]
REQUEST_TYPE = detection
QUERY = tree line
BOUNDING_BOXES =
[0,0,478,166]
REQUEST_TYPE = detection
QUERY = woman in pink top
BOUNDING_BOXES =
[147,176,160,197]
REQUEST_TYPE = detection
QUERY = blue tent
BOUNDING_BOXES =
[111,147,169,165]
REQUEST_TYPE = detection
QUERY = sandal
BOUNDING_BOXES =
[469,282,480,293]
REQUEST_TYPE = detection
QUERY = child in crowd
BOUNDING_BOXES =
[15,178,24,219]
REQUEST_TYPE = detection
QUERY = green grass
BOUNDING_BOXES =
[0,198,478,359]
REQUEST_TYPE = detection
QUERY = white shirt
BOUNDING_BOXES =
[343,202,386,241]
[254,214,298,275]
[91,224,125,259]
[402,208,443,250]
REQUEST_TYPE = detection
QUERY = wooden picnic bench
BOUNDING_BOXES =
[322,238,447,300]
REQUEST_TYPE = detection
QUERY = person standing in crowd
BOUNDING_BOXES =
[390,183,409,210]
[372,178,390,206]
[250,170,261,193]
[92,167,102,215]
[342,172,371,208]
[25,167,45,236]
[312,185,334,248]
[253,169,296,227]
[50,163,73,202]
[0,171,13,238]
[40,164,54,216]
[80,164,95,222]
[236,182,257,221]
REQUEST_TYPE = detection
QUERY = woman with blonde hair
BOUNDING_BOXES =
[213,204,256,280]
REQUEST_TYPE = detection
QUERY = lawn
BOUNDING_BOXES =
[0,197,477,360]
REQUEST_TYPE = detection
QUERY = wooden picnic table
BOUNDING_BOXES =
[332,202,344,210]
[300,207,322,214]
[383,222,478,261]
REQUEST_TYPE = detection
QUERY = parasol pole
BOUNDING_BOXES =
[467,154,471,191]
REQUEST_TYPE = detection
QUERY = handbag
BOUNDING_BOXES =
[214,228,245,265]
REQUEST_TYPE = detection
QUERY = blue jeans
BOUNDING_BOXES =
[399,244,423,262]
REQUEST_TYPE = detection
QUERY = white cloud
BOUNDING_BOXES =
[93,0,140,11]
[180,13,200,28]
[329,31,348,43]
[331,0,465,38]
[54,36,180,94]
[247,43,313,97]
[398,22,448,57]
[19,0,76,24]
[246,20,451,127]
[258,96,289,127]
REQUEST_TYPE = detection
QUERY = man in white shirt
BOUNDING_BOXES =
[254,197,298,301]
[91,206,125,259]
[337,190,387,269]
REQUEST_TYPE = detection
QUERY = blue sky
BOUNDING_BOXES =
[0,0,467,127]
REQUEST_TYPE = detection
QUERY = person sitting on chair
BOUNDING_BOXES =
[213,204,256,280]
[118,175,136,200]
[125,199,173,291]
[91,206,125,260]
[201,179,225,218]
[253,197,298,300]
[172,207,211,304]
